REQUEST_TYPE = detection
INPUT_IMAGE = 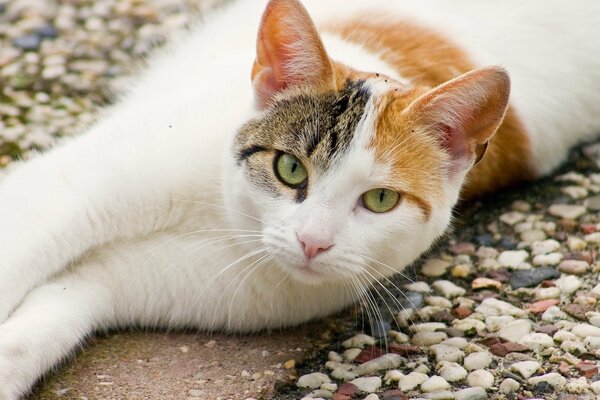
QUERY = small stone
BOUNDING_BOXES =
[350,377,381,393]
[572,323,600,338]
[528,373,567,388]
[531,239,561,255]
[499,320,532,342]
[548,204,587,220]
[541,306,568,322]
[451,264,472,278]
[485,315,515,332]
[432,280,466,298]
[355,354,404,376]
[298,373,331,389]
[500,211,526,225]
[532,252,563,266]
[331,367,357,381]
[518,333,554,351]
[383,370,404,384]
[426,296,453,308]
[452,319,486,334]
[499,378,520,394]
[449,242,476,255]
[466,369,494,388]
[561,340,587,355]
[336,382,358,396]
[438,362,468,382]
[422,259,451,277]
[328,351,343,363]
[430,345,465,363]
[584,232,600,243]
[562,186,588,199]
[471,278,502,290]
[398,372,428,392]
[534,287,561,300]
[527,299,560,314]
[342,334,376,349]
[363,394,379,400]
[463,352,492,371]
[309,389,334,398]
[510,267,560,289]
[343,348,362,361]
[558,260,590,275]
[13,34,42,50]
[565,376,589,394]
[567,236,587,251]
[489,342,530,357]
[404,282,432,292]
[423,390,453,400]
[575,361,599,377]
[411,332,448,346]
[475,298,526,318]
[355,346,386,363]
[563,303,593,320]
[321,383,338,392]
[421,376,451,393]
[498,250,529,268]
[520,229,547,243]
[510,361,541,378]
[453,387,487,400]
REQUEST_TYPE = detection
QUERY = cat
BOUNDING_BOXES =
[1,0,599,398]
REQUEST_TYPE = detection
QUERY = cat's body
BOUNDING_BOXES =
[1,0,599,397]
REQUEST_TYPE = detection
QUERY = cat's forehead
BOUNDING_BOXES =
[236,80,371,171]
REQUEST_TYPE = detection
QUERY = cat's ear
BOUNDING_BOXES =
[406,66,510,175]
[252,0,335,109]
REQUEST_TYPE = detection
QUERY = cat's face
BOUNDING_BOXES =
[225,0,509,285]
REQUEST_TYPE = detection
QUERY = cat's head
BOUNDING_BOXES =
[226,0,510,284]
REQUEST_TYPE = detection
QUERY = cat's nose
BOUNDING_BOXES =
[297,233,334,259]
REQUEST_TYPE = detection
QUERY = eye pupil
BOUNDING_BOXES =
[291,163,297,173]
[379,190,385,203]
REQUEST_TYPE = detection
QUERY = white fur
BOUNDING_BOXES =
[0,0,599,398]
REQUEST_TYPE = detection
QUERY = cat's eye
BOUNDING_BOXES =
[274,153,308,187]
[362,188,400,213]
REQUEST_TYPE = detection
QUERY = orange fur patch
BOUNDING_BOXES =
[325,18,535,201]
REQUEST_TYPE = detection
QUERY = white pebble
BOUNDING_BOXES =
[466,369,494,388]
[500,211,526,225]
[383,370,404,384]
[499,378,520,394]
[556,275,583,294]
[343,348,362,361]
[510,361,541,378]
[548,204,586,220]
[572,323,600,338]
[404,281,432,292]
[389,330,410,343]
[475,298,526,318]
[350,377,381,393]
[432,280,466,298]
[342,334,375,349]
[363,394,379,400]
[438,362,468,382]
[485,316,515,332]
[426,296,453,308]
[584,336,600,351]
[308,389,333,399]
[566,377,589,394]
[463,352,492,371]
[297,372,331,389]
[328,351,343,363]
[398,372,428,391]
[355,354,403,376]
[411,331,448,346]
[542,306,568,322]
[567,236,587,251]
[410,322,448,333]
[430,344,465,363]
[591,380,600,395]
[531,239,561,255]
[422,259,451,277]
[453,387,487,400]
[528,373,566,387]
[440,337,469,349]
[331,367,357,381]
[532,252,563,266]
[452,319,486,333]
[585,232,600,244]
[421,375,451,392]
[497,250,529,267]
[498,319,532,342]
[534,287,561,300]
[518,333,554,351]
[320,383,338,392]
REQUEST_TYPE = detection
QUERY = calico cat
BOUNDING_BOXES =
[1,0,599,397]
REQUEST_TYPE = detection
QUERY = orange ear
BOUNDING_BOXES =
[406,66,511,174]
[252,0,335,109]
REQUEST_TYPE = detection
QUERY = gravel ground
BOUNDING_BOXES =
[3,1,600,400]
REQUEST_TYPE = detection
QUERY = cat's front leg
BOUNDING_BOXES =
[0,120,201,322]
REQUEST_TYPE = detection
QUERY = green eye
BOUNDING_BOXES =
[275,153,308,187]
[362,188,400,213]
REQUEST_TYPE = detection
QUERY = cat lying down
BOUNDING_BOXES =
[0,0,599,398]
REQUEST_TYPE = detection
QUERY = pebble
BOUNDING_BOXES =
[531,239,561,255]
[342,334,376,349]
[485,315,514,332]
[432,280,466,298]
[510,361,541,378]
[591,380,600,395]
[13,34,42,50]
[383,370,404,384]
[466,369,494,389]
[584,232,600,243]
[520,229,547,243]
[566,376,590,394]
[411,332,448,346]
[308,389,333,398]
[475,298,526,318]
[421,375,451,392]
[362,394,379,400]
[548,204,587,220]
[532,252,563,266]
[453,387,487,400]
[463,352,492,371]
[398,372,428,391]
[404,281,432,292]
[471,277,502,290]
[297,373,331,389]
[422,259,452,277]
[558,259,590,275]
[497,250,529,268]
[542,306,568,322]
[499,378,520,394]
[534,287,561,300]
[342,348,362,362]
[498,319,532,342]
[500,211,526,225]
[572,323,600,338]
[438,362,468,382]
[555,275,583,294]
[430,345,465,363]
[349,377,381,393]
[426,296,453,308]
[518,333,554,351]
[510,267,560,289]
[355,354,403,376]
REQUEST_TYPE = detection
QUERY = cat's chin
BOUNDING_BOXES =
[273,258,343,285]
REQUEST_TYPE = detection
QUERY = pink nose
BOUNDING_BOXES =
[297,233,334,259]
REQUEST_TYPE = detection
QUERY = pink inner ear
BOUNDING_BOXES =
[438,123,471,173]
[251,0,334,109]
